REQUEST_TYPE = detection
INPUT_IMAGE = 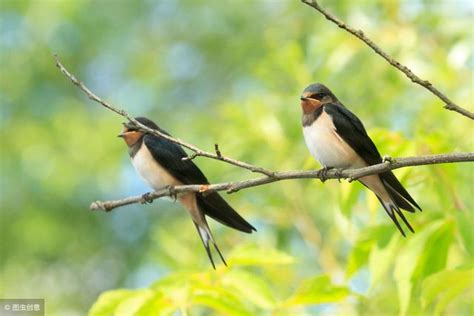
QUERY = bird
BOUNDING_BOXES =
[299,83,422,236]
[118,117,256,268]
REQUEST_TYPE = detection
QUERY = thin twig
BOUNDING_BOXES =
[54,55,473,212]
[90,153,474,212]
[54,54,275,176]
[301,0,474,120]
[215,144,222,159]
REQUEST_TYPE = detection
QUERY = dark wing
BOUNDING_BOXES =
[324,103,421,212]
[143,134,209,185]
[143,133,256,232]
[196,193,256,233]
[324,103,382,165]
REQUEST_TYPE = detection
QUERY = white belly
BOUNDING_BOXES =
[303,111,364,168]
[131,144,181,190]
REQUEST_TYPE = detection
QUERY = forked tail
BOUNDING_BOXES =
[193,220,227,269]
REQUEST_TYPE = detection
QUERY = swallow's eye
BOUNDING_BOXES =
[311,93,326,100]
[123,127,137,133]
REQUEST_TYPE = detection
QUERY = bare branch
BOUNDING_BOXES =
[301,0,474,120]
[54,55,472,213]
[54,54,274,176]
[90,153,474,212]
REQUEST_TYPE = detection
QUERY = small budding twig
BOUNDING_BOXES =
[215,144,223,159]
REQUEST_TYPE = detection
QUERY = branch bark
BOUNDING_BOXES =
[301,0,474,120]
[54,55,274,176]
[54,55,472,214]
[90,153,474,212]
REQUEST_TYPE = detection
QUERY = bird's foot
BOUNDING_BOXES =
[318,167,334,183]
[164,185,178,201]
[141,192,154,204]
[334,168,344,183]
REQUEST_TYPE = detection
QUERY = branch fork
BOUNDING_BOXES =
[54,6,474,216]
[88,153,473,212]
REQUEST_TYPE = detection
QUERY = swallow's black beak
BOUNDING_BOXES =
[118,123,130,137]
[300,97,309,101]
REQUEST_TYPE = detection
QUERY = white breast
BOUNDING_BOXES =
[131,144,181,190]
[303,111,365,168]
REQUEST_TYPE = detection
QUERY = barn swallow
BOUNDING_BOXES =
[118,117,256,268]
[300,83,422,236]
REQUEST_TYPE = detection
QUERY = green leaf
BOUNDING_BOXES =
[192,286,253,316]
[394,220,453,315]
[346,225,395,277]
[222,269,276,309]
[113,289,155,316]
[412,220,454,280]
[456,211,474,257]
[346,239,372,278]
[339,182,363,217]
[284,275,349,306]
[421,268,474,316]
[151,272,191,290]
[368,233,400,290]
[88,289,139,316]
[135,292,176,316]
[228,243,295,266]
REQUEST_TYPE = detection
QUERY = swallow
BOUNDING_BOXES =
[118,117,256,268]
[300,83,422,236]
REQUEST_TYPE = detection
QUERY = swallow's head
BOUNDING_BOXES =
[300,83,338,114]
[118,117,158,147]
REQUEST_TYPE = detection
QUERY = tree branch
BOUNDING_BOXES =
[90,153,474,212]
[54,54,274,176]
[301,0,474,120]
[54,55,472,213]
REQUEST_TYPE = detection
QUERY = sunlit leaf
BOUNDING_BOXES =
[192,286,253,316]
[228,243,295,266]
[88,289,154,316]
[421,268,474,316]
[394,220,450,315]
[221,269,276,309]
[346,225,395,277]
[346,239,372,278]
[284,275,350,306]
[135,292,177,316]
[368,234,400,290]
[339,182,363,218]
[88,290,136,316]
[412,220,454,280]
[456,211,474,257]
[113,289,155,316]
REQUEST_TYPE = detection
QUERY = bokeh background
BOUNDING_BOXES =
[1,0,473,315]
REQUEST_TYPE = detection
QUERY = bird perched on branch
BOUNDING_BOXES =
[300,83,421,236]
[118,117,256,268]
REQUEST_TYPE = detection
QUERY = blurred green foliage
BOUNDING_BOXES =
[0,0,473,315]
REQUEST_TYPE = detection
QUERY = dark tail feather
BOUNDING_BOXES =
[380,171,422,212]
[385,182,416,212]
[197,192,256,233]
[193,221,227,269]
[376,196,408,237]
[393,205,414,234]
